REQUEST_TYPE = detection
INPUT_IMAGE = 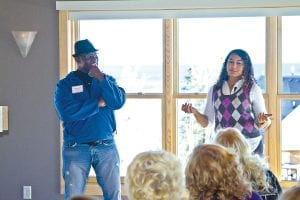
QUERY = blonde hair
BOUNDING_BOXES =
[185,144,252,200]
[125,150,184,200]
[280,184,300,200]
[215,127,270,192]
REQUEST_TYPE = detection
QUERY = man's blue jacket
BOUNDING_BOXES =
[54,71,126,143]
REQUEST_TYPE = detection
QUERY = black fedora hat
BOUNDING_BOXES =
[72,39,98,57]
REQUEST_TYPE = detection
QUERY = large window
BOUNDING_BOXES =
[280,16,300,183]
[58,4,300,194]
[78,17,267,176]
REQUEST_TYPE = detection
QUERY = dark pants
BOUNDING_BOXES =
[253,139,264,156]
[253,130,264,156]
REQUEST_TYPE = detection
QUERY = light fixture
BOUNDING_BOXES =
[12,31,37,58]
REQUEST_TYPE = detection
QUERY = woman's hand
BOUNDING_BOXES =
[257,112,272,124]
[181,102,196,114]
[182,102,208,127]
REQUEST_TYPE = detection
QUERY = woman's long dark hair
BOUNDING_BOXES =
[215,49,256,90]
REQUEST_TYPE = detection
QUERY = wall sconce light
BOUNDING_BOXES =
[12,31,37,58]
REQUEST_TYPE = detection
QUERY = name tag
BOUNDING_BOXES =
[72,85,83,93]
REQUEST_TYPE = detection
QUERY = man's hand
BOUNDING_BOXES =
[88,67,105,81]
[98,98,106,107]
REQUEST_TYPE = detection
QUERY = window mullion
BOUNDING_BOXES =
[266,16,280,177]
[163,19,175,153]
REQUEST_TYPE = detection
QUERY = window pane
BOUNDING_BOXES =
[282,16,300,94]
[89,99,162,177]
[281,99,300,181]
[79,19,163,93]
[115,99,162,176]
[177,99,214,166]
[178,17,266,93]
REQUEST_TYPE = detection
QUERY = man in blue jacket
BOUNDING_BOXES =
[54,39,126,200]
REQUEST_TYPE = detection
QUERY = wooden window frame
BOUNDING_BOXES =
[58,5,300,195]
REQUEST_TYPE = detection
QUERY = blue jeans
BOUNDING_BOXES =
[62,139,121,200]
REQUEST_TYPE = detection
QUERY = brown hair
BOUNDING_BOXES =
[70,195,97,200]
[215,127,270,192]
[185,144,252,200]
[280,184,300,200]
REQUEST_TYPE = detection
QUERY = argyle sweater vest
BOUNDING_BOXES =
[212,82,260,138]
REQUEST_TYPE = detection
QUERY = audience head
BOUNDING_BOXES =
[125,150,184,200]
[279,184,300,200]
[214,127,271,193]
[70,195,97,200]
[185,143,252,200]
[214,127,251,155]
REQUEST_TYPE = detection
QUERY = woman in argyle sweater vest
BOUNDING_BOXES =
[182,49,272,156]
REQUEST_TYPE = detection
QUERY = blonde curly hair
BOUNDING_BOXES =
[125,150,184,200]
[185,144,252,200]
[214,127,271,193]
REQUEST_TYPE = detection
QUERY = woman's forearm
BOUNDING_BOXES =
[193,110,209,128]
